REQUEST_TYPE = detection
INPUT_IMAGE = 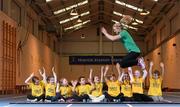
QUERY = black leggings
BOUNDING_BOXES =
[71,93,90,102]
[120,52,140,68]
[46,93,62,102]
[133,93,153,102]
[104,92,123,102]
[27,94,45,101]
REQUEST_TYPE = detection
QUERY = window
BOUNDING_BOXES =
[170,13,178,36]
[11,0,21,24]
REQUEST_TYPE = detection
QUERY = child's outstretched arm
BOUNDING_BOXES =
[40,67,47,84]
[115,63,121,81]
[160,62,165,78]
[104,65,109,82]
[149,61,153,78]
[128,67,134,83]
[119,71,125,83]
[101,27,121,41]
[25,72,34,84]
[89,68,93,81]
[142,68,148,81]
[56,82,60,93]
[52,67,57,84]
[100,66,104,83]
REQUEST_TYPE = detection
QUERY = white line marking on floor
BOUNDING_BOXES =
[0,95,25,100]
[126,104,133,107]
[3,104,16,107]
[165,94,180,98]
[66,104,73,107]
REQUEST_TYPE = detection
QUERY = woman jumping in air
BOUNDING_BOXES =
[101,15,145,69]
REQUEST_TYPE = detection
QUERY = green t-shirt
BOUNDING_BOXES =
[119,30,141,53]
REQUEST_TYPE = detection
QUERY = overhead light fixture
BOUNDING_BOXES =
[53,0,88,15]
[64,20,91,31]
[81,34,85,39]
[132,21,138,25]
[70,8,78,16]
[60,11,90,24]
[140,9,150,16]
[131,19,138,25]
[153,0,158,2]
[46,0,52,2]
[77,16,82,23]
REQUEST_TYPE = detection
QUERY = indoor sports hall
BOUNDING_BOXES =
[0,0,180,107]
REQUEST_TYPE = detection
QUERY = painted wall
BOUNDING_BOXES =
[145,33,180,89]
[0,10,61,90]
[144,1,180,89]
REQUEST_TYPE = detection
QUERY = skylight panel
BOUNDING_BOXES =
[54,0,88,15]
[64,20,91,31]
[59,11,90,24]
[115,0,149,14]
[113,11,143,24]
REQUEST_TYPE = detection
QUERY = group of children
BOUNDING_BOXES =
[25,61,169,103]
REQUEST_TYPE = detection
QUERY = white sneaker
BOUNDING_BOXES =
[58,99,65,102]
[92,99,101,102]
[45,99,51,102]
[38,99,43,102]
[138,57,145,69]
[27,99,31,102]
[30,98,38,102]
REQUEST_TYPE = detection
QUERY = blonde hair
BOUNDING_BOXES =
[120,15,133,25]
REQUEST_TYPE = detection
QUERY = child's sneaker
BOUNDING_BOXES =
[29,98,38,102]
[66,99,74,103]
[27,99,31,102]
[58,98,65,102]
[138,57,145,69]
[45,99,51,103]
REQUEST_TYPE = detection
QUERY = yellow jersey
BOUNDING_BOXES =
[106,80,121,97]
[29,82,44,97]
[45,83,56,97]
[76,84,91,96]
[121,81,132,97]
[91,82,103,97]
[59,86,73,98]
[148,77,162,96]
[132,77,144,94]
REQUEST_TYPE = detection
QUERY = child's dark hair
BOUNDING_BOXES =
[47,76,53,82]
[111,73,116,77]
[153,69,160,75]
[78,76,85,82]
[32,76,39,83]
[93,76,98,81]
